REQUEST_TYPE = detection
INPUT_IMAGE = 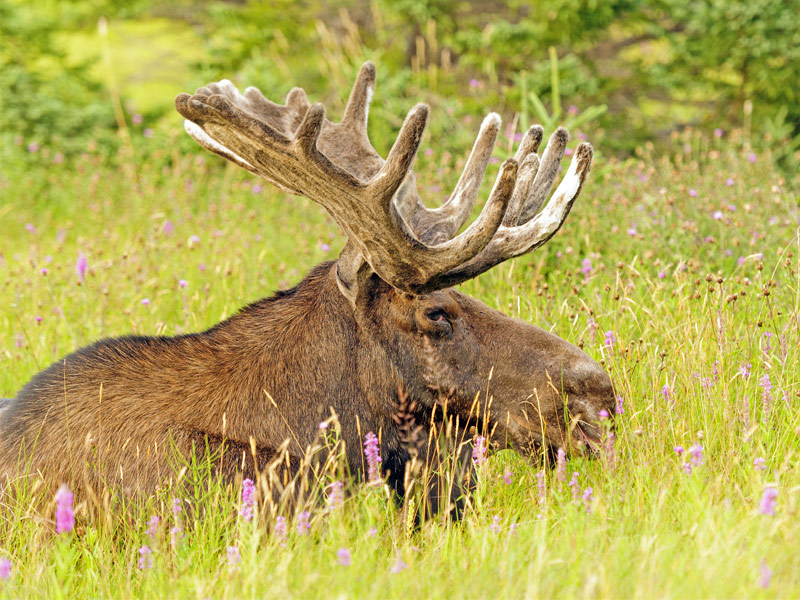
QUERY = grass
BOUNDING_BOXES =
[1,112,799,598]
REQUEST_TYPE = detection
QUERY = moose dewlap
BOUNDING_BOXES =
[0,62,614,509]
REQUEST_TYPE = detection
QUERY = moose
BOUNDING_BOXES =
[0,62,614,510]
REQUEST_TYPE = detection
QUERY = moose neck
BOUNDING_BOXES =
[198,261,401,466]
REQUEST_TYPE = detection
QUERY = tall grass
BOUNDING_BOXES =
[1,112,798,598]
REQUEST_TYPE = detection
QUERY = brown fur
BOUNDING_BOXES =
[0,260,613,503]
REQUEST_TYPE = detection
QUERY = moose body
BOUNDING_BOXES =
[1,62,614,506]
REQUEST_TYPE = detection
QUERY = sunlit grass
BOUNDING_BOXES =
[1,123,799,598]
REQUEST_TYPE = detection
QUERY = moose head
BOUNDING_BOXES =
[1,62,613,507]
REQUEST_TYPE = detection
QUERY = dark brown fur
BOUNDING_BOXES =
[1,260,614,506]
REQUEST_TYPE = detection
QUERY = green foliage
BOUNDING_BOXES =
[3,0,800,174]
[0,2,117,157]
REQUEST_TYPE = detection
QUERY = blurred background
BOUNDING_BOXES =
[2,0,799,179]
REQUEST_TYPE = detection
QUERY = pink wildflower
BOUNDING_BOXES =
[55,484,75,534]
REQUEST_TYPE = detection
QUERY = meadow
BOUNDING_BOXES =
[1,102,798,597]
[2,1,800,594]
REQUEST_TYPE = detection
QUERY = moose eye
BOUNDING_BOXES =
[425,309,448,323]
[423,308,453,336]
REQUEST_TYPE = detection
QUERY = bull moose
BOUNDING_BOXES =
[0,62,614,510]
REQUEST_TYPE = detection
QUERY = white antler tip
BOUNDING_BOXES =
[481,113,501,131]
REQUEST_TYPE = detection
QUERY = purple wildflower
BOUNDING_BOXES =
[582,487,593,513]
[320,243,330,253]
[759,487,778,515]
[712,210,723,220]
[509,521,518,536]
[581,258,593,278]
[662,384,673,407]
[367,526,378,537]
[714,128,723,138]
[138,545,153,570]
[76,253,88,282]
[0,557,11,580]
[227,546,241,572]
[502,469,514,485]
[132,113,143,125]
[758,560,773,588]
[143,128,153,138]
[472,436,487,466]
[162,220,174,235]
[328,481,343,509]
[489,515,501,533]
[726,177,735,186]
[25,223,37,234]
[363,431,382,482]
[689,443,704,466]
[688,188,698,197]
[240,478,256,521]
[275,516,287,542]
[760,374,772,422]
[739,363,751,380]
[674,445,685,455]
[146,515,160,540]
[568,472,580,501]
[615,395,624,415]
[753,457,767,471]
[469,78,480,89]
[556,448,567,483]
[598,409,609,420]
[682,462,693,475]
[747,152,756,163]
[178,279,188,288]
[297,510,311,535]
[172,497,182,516]
[252,183,262,194]
[28,142,39,153]
[536,470,546,500]
[390,557,408,573]
[337,547,352,566]
[604,330,616,349]
[55,484,75,534]
[170,525,183,549]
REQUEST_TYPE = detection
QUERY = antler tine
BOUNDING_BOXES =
[404,113,501,245]
[514,125,544,162]
[367,104,429,203]
[430,142,593,289]
[342,61,376,133]
[503,152,540,226]
[515,127,570,225]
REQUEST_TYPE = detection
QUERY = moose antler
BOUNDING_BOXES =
[176,61,592,299]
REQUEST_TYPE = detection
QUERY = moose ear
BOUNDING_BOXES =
[335,241,374,305]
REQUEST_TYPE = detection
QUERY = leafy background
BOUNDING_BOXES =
[2,0,799,173]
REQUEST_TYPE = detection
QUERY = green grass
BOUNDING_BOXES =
[1,118,799,598]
